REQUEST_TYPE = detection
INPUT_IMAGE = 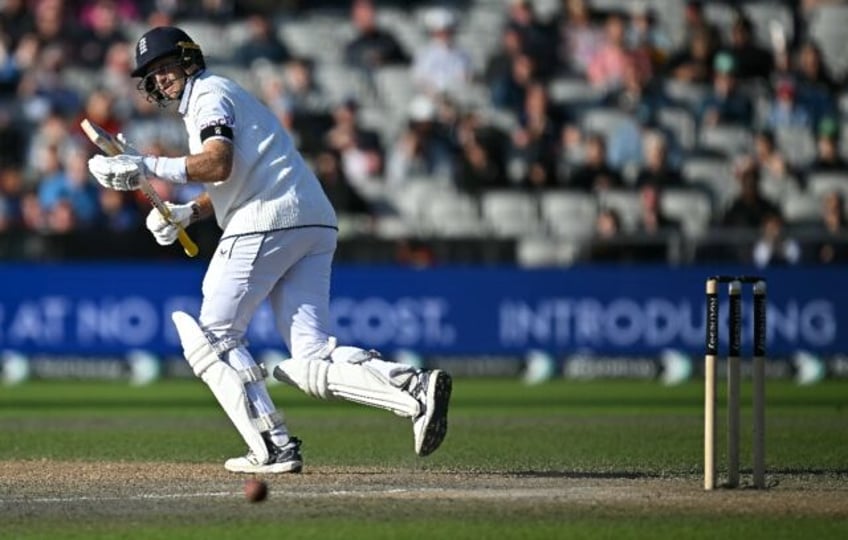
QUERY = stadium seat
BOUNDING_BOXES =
[744,2,795,50]
[388,177,449,223]
[657,107,697,151]
[177,21,234,64]
[277,18,349,65]
[681,156,736,209]
[516,236,581,268]
[597,189,642,233]
[781,192,823,224]
[548,77,604,107]
[314,63,370,105]
[62,67,99,97]
[373,215,417,239]
[661,188,714,238]
[774,125,817,168]
[663,81,710,112]
[480,190,542,238]
[539,190,598,239]
[807,3,848,79]
[580,108,636,140]
[698,124,754,158]
[373,66,416,118]
[421,192,487,238]
[806,172,848,200]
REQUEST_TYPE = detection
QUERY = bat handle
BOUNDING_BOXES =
[177,227,199,257]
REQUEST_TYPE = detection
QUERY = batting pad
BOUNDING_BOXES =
[274,357,421,418]
[172,311,269,463]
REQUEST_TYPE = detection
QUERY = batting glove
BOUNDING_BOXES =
[88,154,151,191]
[146,202,196,246]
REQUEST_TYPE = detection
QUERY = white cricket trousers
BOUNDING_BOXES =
[197,226,338,445]
[200,226,337,358]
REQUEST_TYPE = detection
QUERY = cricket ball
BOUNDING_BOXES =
[244,478,268,502]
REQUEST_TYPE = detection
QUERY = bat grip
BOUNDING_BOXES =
[177,227,199,257]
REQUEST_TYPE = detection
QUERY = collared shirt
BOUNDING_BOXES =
[178,70,337,237]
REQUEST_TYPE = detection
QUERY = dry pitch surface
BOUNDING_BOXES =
[1,461,846,520]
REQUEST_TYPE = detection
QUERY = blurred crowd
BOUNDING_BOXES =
[0,0,847,266]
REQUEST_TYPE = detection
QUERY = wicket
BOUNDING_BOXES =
[704,275,767,490]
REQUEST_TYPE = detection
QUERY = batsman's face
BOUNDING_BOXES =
[146,57,186,99]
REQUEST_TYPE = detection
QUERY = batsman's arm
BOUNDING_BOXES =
[139,182,200,257]
[113,131,201,258]
[80,119,201,257]
[189,192,215,222]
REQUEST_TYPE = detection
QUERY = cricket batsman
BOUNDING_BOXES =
[86,26,452,473]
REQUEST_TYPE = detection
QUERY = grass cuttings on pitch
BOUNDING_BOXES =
[0,378,846,540]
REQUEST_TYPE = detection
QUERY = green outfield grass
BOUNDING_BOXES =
[1,378,846,539]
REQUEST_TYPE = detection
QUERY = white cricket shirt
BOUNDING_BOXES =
[178,70,337,237]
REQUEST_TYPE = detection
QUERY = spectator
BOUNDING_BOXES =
[0,165,24,229]
[343,0,409,73]
[31,0,75,53]
[636,183,680,235]
[721,159,781,229]
[313,148,373,216]
[626,3,672,69]
[602,59,668,126]
[635,131,683,188]
[558,0,603,76]
[487,27,536,113]
[0,187,11,231]
[20,188,46,232]
[683,1,720,47]
[752,212,801,267]
[793,41,839,95]
[697,52,754,127]
[811,191,848,264]
[45,197,77,234]
[73,0,129,69]
[233,14,291,67]
[26,110,70,177]
[808,118,847,173]
[283,57,332,154]
[504,0,558,80]
[791,42,838,129]
[37,143,101,229]
[283,57,327,114]
[386,94,455,186]
[0,30,23,96]
[99,40,135,119]
[585,206,633,262]
[566,132,623,191]
[586,11,652,90]
[17,43,82,122]
[664,28,715,84]
[323,97,384,194]
[99,188,139,232]
[0,106,27,168]
[766,77,812,130]
[752,129,802,203]
[726,12,773,81]
[74,87,123,143]
[454,114,507,194]
[172,0,241,24]
[0,0,34,51]
[411,7,473,96]
[506,81,560,189]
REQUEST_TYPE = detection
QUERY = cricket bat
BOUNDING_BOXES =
[80,119,199,258]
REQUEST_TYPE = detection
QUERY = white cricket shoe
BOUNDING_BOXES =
[411,369,452,457]
[225,437,303,474]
